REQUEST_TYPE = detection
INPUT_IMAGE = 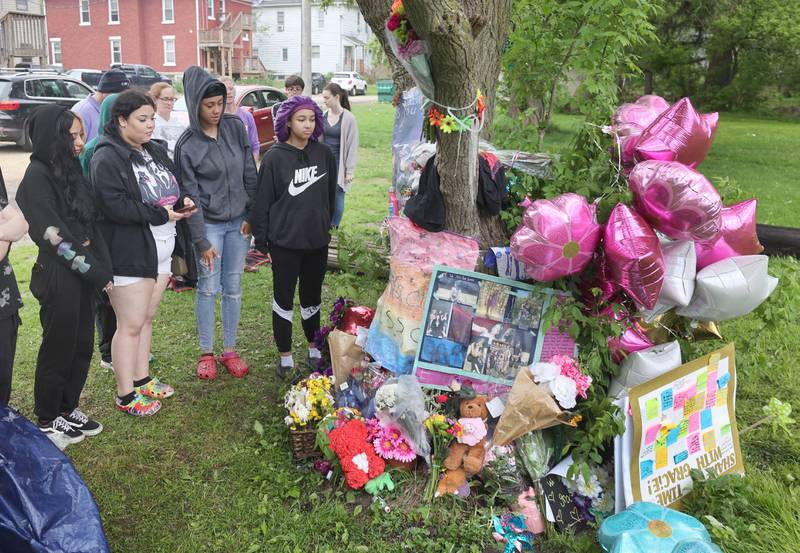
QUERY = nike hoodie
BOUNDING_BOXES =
[252,141,337,252]
[174,66,258,253]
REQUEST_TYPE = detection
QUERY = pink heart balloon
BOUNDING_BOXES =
[695,199,764,270]
[580,249,621,306]
[597,306,655,363]
[628,160,722,241]
[510,193,602,282]
[604,204,665,309]
[635,97,718,168]
[612,96,670,166]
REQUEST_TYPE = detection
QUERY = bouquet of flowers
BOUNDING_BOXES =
[366,418,418,464]
[564,463,614,521]
[423,414,464,500]
[283,374,335,430]
[384,1,434,97]
[374,376,430,461]
[529,355,592,410]
[312,297,349,374]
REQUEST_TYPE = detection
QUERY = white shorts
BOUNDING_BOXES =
[113,234,175,287]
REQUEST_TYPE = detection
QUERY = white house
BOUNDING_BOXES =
[252,0,372,78]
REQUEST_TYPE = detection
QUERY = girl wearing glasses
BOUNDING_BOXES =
[150,83,186,160]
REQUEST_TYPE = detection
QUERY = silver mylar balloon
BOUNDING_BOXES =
[639,240,696,322]
[608,341,682,400]
[677,255,778,321]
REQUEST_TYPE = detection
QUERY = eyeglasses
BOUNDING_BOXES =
[158,97,177,103]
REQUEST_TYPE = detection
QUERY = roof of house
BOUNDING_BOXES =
[252,0,303,6]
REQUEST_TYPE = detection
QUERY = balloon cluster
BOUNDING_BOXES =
[510,96,778,362]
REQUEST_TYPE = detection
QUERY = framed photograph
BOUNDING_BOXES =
[415,266,558,390]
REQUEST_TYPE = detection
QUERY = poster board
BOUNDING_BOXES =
[413,266,569,392]
[628,343,744,508]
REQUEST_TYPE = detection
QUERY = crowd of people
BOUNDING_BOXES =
[0,65,360,450]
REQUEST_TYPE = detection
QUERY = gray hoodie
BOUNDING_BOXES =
[175,66,258,252]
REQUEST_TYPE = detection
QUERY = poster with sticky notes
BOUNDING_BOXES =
[627,343,743,509]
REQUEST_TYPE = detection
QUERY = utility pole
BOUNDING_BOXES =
[301,0,312,95]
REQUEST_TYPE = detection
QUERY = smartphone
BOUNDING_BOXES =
[174,205,194,214]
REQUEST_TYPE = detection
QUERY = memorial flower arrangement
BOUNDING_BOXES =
[423,414,464,500]
[283,374,335,430]
[529,355,592,410]
[367,419,418,463]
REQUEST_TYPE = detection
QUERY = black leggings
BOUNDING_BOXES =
[31,265,95,422]
[0,312,20,405]
[270,245,328,353]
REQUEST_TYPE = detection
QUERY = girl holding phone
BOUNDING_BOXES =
[91,89,196,416]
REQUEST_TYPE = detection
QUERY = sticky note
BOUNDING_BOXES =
[705,389,717,409]
[703,430,716,452]
[707,371,717,389]
[646,397,660,421]
[679,418,690,437]
[656,433,667,449]
[686,384,697,398]
[674,450,689,464]
[701,409,713,429]
[717,389,727,407]
[661,388,674,411]
[645,424,661,445]
[697,372,708,390]
[695,392,706,411]
[717,372,731,389]
[640,460,654,479]
[666,426,681,447]
[721,424,731,435]
[687,433,701,454]
[684,396,697,416]
[689,412,700,434]
[656,446,668,469]
[674,390,687,409]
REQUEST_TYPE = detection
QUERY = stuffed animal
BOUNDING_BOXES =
[328,419,385,489]
[436,395,490,496]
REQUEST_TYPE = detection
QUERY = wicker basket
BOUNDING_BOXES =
[288,428,321,460]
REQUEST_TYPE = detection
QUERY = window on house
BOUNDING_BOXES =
[162,0,174,23]
[242,31,249,42]
[108,0,120,23]
[109,37,121,65]
[219,0,226,18]
[163,36,176,66]
[282,48,288,62]
[277,11,285,32]
[79,0,90,24]
[318,10,324,28]
[312,45,320,59]
[50,38,62,65]
[357,13,361,32]
[207,0,214,19]
[16,0,29,10]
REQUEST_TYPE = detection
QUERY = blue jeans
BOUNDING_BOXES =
[195,217,249,352]
[331,185,345,228]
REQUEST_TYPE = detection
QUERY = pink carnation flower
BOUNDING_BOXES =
[386,13,401,31]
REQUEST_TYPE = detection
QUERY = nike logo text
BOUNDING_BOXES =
[288,166,327,196]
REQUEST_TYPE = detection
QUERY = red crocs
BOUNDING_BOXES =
[219,352,249,378]
[196,353,218,381]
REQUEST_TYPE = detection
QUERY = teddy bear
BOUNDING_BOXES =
[436,395,490,496]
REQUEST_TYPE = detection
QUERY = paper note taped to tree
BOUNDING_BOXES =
[628,343,744,508]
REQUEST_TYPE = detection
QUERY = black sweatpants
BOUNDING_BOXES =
[95,291,116,364]
[0,312,20,405]
[32,265,96,422]
[270,245,328,353]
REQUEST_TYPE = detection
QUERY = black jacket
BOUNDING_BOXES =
[15,105,112,292]
[252,140,337,252]
[90,133,175,279]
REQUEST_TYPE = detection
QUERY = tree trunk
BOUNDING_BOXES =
[644,70,653,95]
[355,0,415,94]
[404,0,512,247]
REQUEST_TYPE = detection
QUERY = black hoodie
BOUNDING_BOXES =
[15,104,112,291]
[252,140,337,252]
[174,66,258,253]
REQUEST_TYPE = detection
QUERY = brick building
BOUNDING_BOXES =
[45,0,264,77]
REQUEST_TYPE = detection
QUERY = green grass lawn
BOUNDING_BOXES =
[5,102,800,552]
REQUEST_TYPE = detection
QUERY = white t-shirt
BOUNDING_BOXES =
[153,113,187,160]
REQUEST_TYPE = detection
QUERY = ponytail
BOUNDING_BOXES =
[324,83,351,111]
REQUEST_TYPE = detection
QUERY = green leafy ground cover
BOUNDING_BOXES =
[6,103,800,552]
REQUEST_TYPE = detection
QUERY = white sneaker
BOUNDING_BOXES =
[39,416,85,450]
[100,360,114,371]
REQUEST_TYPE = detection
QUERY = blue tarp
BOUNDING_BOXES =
[0,405,109,552]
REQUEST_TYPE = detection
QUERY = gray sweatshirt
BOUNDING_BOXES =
[175,65,258,252]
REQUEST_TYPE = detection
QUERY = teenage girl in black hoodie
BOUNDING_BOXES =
[16,105,113,449]
[252,96,337,377]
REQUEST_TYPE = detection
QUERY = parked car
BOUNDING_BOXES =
[65,69,103,88]
[0,71,93,150]
[110,64,172,87]
[172,85,287,154]
[311,72,326,95]
[331,72,368,96]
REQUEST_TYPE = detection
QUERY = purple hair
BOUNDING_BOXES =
[274,95,324,142]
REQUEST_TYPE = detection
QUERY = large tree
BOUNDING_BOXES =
[356,0,513,247]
